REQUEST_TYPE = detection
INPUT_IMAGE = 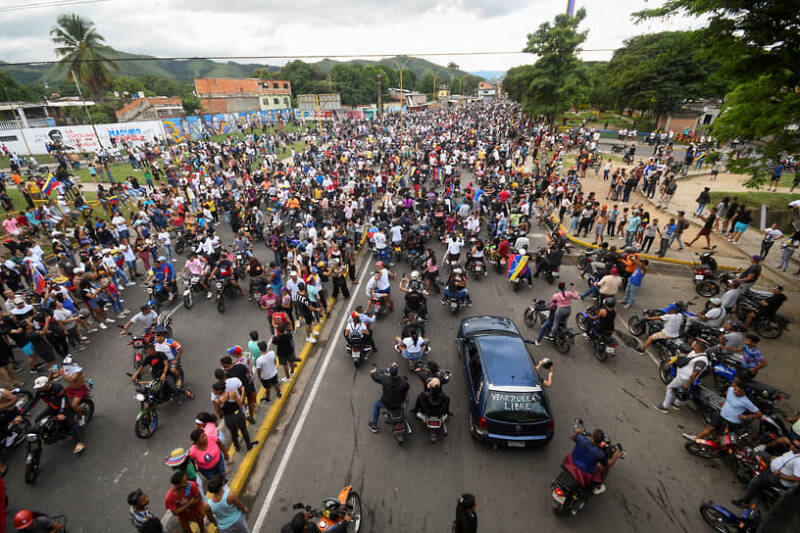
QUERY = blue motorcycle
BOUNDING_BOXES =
[699,501,759,533]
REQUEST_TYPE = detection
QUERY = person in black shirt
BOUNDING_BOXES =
[220,355,256,424]
[454,493,478,533]
[367,362,409,433]
[271,324,296,380]
[22,376,85,454]
[687,207,717,249]
[130,345,194,400]
[743,285,787,329]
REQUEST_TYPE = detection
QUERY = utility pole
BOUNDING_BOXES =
[11,105,33,156]
[70,69,103,151]
[314,93,323,132]
[376,74,383,126]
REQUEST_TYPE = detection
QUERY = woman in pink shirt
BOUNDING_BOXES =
[2,215,18,236]
[189,422,227,481]
[535,282,579,344]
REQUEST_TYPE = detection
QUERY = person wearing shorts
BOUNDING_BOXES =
[255,343,282,402]
[271,324,296,381]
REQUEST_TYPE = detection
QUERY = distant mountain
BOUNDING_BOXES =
[0,46,277,85]
[470,70,506,80]
[314,56,482,83]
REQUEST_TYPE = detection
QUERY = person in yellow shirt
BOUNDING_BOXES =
[286,197,300,210]
[27,179,41,201]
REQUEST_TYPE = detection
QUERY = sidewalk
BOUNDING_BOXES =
[576,167,799,287]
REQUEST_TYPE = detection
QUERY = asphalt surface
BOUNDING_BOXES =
[596,139,689,162]
[246,237,799,532]
[2,221,299,532]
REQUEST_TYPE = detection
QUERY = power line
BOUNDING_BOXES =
[0,0,111,13]
[4,48,621,67]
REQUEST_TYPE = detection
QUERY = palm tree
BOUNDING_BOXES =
[50,14,117,99]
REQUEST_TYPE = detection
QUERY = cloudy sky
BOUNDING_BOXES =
[0,0,699,73]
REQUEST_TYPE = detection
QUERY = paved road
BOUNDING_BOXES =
[246,237,798,532]
[1,221,298,532]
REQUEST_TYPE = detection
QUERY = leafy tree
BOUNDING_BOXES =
[416,72,434,98]
[111,75,144,97]
[502,65,537,103]
[50,14,117,99]
[0,72,37,101]
[253,60,327,97]
[604,31,725,120]
[582,61,614,111]
[636,1,800,188]
[180,93,201,115]
[519,7,588,125]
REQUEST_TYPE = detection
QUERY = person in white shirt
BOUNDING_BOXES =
[698,298,726,328]
[637,308,684,353]
[394,331,428,364]
[255,345,282,402]
[733,439,800,507]
[445,234,464,263]
[654,340,708,413]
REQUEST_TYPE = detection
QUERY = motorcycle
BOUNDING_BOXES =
[441,293,468,314]
[291,485,362,533]
[627,304,697,338]
[249,276,268,305]
[345,331,372,368]
[534,248,556,284]
[551,418,625,517]
[416,412,448,443]
[699,501,760,533]
[576,249,602,278]
[684,430,765,484]
[575,307,617,362]
[691,248,734,297]
[660,354,726,424]
[1,388,35,453]
[468,259,487,279]
[127,366,185,439]
[753,314,791,340]
[234,253,247,280]
[173,228,190,255]
[369,294,390,318]
[24,383,95,484]
[182,275,205,310]
[524,300,576,354]
[392,242,404,263]
[144,281,170,313]
[214,277,237,314]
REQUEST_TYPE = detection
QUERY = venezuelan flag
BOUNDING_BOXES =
[507,254,528,281]
[43,174,60,196]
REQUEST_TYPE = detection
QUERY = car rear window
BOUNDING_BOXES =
[485,390,549,423]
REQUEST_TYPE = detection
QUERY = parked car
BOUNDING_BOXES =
[456,315,554,448]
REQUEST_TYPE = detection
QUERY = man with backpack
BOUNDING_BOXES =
[653,340,709,414]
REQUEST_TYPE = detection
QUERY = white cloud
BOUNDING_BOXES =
[0,0,700,72]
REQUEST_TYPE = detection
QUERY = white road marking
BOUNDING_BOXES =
[250,257,373,532]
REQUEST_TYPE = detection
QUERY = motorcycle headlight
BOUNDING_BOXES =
[191,276,199,283]
[26,433,39,442]
[134,393,146,402]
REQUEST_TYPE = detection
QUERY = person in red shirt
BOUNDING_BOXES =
[165,471,209,532]
[497,238,511,259]
[498,189,511,204]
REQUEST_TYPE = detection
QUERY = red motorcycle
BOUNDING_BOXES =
[685,430,764,483]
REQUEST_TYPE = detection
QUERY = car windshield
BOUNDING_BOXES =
[485,389,548,423]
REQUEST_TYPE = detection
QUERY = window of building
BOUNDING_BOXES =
[283,83,289,89]
[273,98,280,105]
[283,97,289,106]
[262,82,271,89]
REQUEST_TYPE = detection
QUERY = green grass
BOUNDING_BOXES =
[709,191,795,211]
[5,187,135,222]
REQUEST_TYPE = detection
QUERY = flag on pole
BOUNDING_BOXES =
[32,268,46,295]
[43,174,60,196]
[507,254,529,281]
[567,0,576,16]
[434,167,440,183]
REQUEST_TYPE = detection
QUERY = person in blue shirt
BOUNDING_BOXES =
[657,218,677,257]
[621,258,648,308]
[683,381,762,441]
[145,256,176,302]
[740,334,768,377]
[569,426,622,494]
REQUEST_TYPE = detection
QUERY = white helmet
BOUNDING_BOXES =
[518,248,527,255]
[410,271,420,281]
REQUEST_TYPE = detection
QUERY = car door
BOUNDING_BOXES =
[465,339,484,417]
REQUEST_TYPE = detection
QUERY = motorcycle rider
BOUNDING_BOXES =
[634,305,684,354]
[535,282,579,345]
[22,375,85,454]
[153,327,184,387]
[682,380,762,441]
[580,267,621,301]
[732,437,800,509]
[280,510,352,533]
[742,284,786,330]
[719,320,746,352]
[413,377,451,432]
[343,313,371,351]
[564,425,622,495]
[179,251,211,300]
[144,256,176,303]
[394,330,428,365]
[399,271,427,320]
[367,362,409,434]
[463,237,486,273]
[444,232,464,265]
[13,510,65,533]
[720,279,741,314]
[129,344,194,401]
[653,340,709,414]
[209,253,245,298]
[533,243,564,279]
[512,248,533,287]
[584,297,617,342]
[698,298,726,328]
[443,267,471,306]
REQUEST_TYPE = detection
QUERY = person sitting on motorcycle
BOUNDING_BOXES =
[443,267,471,305]
[682,380,762,442]
[153,327,184,387]
[567,426,622,494]
[413,377,451,422]
[743,284,786,330]
[698,297,726,328]
[719,320,745,352]
[233,230,252,258]
[514,248,533,287]
[635,305,684,354]
[144,256,176,302]
[400,271,428,320]
[654,339,708,414]
[367,362,409,434]
[580,267,621,301]
[372,227,390,263]
[421,250,440,291]
[130,344,194,401]
[584,297,617,342]
[22,375,85,454]
[464,238,486,273]
[281,510,352,533]
[13,510,66,533]
[720,279,741,314]
[209,254,244,297]
[54,356,89,425]
[344,312,370,346]
[180,252,211,299]
[445,233,464,265]
[406,231,424,258]
[533,244,564,279]
[394,330,428,364]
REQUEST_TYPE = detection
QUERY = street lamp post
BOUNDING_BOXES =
[385,56,414,160]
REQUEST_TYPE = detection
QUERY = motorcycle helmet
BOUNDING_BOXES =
[674,301,688,312]
[729,279,741,288]
[453,267,463,275]
[604,297,616,308]
[14,510,34,529]
[375,261,384,269]
[410,271,420,281]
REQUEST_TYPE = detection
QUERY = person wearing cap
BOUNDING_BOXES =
[698,298,727,328]
[368,362,409,434]
[720,279,742,314]
[654,339,709,414]
[22,375,85,454]
[54,356,90,425]
[743,285,786,330]
[580,267,622,301]
[128,488,155,532]
[145,256,177,302]
[732,437,800,509]
[736,255,762,296]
